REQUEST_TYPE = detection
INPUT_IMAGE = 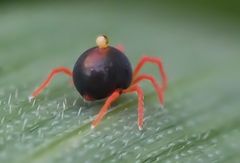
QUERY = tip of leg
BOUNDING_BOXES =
[160,104,164,109]
[91,125,95,129]
[28,96,35,102]
[138,126,143,131]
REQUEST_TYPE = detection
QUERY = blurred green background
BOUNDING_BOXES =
[0,1,240,163]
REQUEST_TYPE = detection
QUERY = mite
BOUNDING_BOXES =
[30,35,168,130]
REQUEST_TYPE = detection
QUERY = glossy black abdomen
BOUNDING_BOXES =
[73,46,132,100]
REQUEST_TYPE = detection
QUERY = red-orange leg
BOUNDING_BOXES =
[91,91,120,128]
[123,85,144,130]
[29,67,72,100]
[132,74,164,106]
[133,56,168,91]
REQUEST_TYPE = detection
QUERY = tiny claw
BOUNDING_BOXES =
[28,96,35,102]
[91,124,95,129]
[138,126,143,131]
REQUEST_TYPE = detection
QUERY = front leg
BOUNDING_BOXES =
[91,91,120,128]
[30,67,72,100]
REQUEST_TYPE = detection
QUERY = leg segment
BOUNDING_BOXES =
[91,91,120,128]
[30,67,72,99]
[133,56,168,91]
[123,85,144,130]
[132,74,164,106]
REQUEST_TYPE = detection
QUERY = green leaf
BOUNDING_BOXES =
[0,1,240,163]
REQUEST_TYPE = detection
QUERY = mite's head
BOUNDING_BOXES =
[96,35,109,48]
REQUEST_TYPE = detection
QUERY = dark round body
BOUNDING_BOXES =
[73,46,132,101]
